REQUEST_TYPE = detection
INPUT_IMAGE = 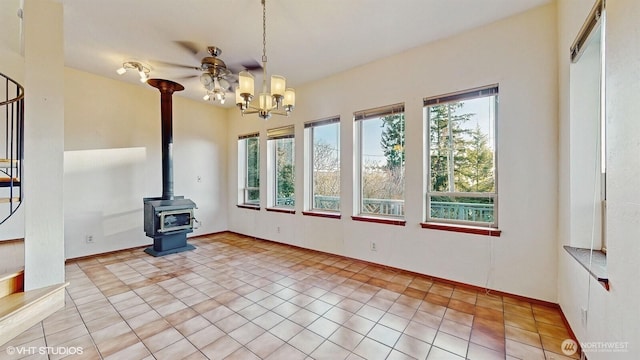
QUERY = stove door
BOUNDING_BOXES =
[159,209,193,233]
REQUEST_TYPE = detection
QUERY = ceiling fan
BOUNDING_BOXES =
[159,42,262,104]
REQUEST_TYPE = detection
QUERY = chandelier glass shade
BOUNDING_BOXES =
[236,0,295,120]
[201,73,229,104]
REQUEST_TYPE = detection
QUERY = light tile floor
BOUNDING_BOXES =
[0,232,579,359]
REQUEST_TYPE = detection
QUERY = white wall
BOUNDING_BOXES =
[23,0,65,290]
[227,4,559,302]
[64,68,228,259]
[0,0,228,261]
[558,0,640,358]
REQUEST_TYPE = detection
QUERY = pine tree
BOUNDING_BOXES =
[379,113,405,200]
[427,102,472,193]
[276,139,295,204]
[380,113,405,169]
[456,125,494,194]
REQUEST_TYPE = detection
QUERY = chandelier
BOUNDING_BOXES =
[236,0,295,120]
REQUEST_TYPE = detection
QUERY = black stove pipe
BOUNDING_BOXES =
[147,79,184,201]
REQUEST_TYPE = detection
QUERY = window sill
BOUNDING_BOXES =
[302,211,341,219]
[266,207,296,214]
[352,216,406,226]
[420,222,501,237]
[563,245,609,291]
[237,204,260,211]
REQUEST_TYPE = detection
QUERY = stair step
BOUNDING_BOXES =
[0,159,18,168]
[0,269,23,299]
[0,197,20,204]
[0,282,68,346]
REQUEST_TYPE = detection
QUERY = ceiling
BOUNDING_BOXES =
[59,0,550,107]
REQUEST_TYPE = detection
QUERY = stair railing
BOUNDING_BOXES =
[0,72,24,225]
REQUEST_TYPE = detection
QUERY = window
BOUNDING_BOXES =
[238,133,260,207]
[267,126,295,209]
[569,0,606,251]
[355,103,405,218]
[305,117,340,212]
[425,85,498,227]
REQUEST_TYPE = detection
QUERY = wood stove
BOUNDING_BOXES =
[143,79,197,257]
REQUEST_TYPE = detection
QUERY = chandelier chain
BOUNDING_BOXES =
[262,0,267,64]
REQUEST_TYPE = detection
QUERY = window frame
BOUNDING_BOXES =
[424,85,499,229]
[267,125,296,210]
[238,133,260,208]
[569,0,607,251]
[354,103,406,220]
[304,116,341,214]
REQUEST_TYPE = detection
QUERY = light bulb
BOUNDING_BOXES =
[203,93,210,101]
[116,67,127,75]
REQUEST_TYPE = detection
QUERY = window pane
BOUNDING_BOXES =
[360,113,405,217]
[312,123,340,211]
[426,89,497,226]
[245,137,260,204]
[428,96,495,193]
[429,195,495,223]
[275,138,295,208]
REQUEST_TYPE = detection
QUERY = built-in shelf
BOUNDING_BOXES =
[564,245,609,290]
[236,204,260,211]
[421,222,501,237]
[351,216,406,226]
[266,207,295,214]
[302,211,341,219]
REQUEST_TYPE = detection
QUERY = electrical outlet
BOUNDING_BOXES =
[86,235,94,244]
[581,307,588,326]
[277,226,281,233]
[370,241,377,251]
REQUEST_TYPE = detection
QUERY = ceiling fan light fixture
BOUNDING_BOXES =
[200,73,213,87]
[236,0,296,119]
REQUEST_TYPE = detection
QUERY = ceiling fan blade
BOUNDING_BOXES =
[229,59,263,74]
[174,74,199,81]
[151,59,199,70]
[174,41,200,55]
[242,60,263,72]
